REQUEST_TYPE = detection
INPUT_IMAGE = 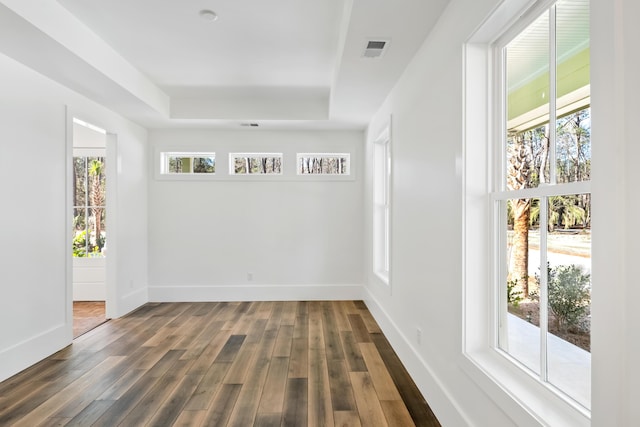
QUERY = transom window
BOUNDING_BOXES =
[229,153,283,175]
[493,0,591,409]
[297,153,350,175]
[161,152,216,175]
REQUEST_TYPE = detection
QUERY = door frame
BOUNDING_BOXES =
[65,107,117,337]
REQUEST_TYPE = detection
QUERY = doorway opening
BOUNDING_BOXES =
[71,118,109,337]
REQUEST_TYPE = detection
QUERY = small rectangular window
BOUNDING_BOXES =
[161,152,215,175]
[229,153,283,175]
[297,153,350,175]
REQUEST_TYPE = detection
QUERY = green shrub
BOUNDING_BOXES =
[73,230,87,257]
[537,264,590,332]
[507,278,524,307]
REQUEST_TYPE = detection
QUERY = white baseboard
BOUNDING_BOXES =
[362,288,471,426]
[114,287,149,318]
[0,323,70,383]
[148,284,364,302]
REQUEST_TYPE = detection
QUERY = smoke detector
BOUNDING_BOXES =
[363,39,389,58]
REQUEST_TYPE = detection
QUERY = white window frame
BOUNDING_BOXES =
[72,148,107,258]
[462,0,591,425]
[373,126,391,284]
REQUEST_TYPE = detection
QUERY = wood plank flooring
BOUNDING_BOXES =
[0,301,440,426]
[73,301,107,338]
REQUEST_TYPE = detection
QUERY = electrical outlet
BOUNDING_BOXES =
[247,272,253,281]
[416,328,422,345]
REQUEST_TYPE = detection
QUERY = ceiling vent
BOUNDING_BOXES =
[363,40,389,58]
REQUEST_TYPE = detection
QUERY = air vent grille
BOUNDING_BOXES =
[363,40,388,58]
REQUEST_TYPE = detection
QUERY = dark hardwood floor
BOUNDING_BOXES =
[73,301,108,338]
[0,301,440,426]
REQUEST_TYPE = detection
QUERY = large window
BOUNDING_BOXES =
[373,127,391,282]
[494,0,590,408]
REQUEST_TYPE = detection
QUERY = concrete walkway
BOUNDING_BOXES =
[507,313,590,408]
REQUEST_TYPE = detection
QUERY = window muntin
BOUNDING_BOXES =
[495,0,591,409]
[297,153,350,175]
[161,152,216,175]
[72,156,106,257]
[229,153,283,175]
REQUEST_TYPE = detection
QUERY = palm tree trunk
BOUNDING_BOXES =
[512,198,531,297]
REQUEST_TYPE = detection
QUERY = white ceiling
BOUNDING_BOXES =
[0,0,450,130]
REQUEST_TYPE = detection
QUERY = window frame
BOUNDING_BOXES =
[462,0,592,424]
[72,148,107,258]
[158,151,217,179]
[228,152,284,176]
[373,126,391,285]
[296,153,351,176]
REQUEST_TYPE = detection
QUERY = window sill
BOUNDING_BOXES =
[461,348,590,427]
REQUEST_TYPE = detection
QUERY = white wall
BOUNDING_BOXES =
[591,0,640,425]
[363,0,640,426]
[0,51,149,382]
[148,129,364,301]
[363,0,513,425]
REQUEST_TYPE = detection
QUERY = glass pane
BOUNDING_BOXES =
[506,11,549,189]
[168,156,191,173]
[556,0,590,184]
[546,194,590,408]
[73,157,87,207]
[556,108,590,183]
[85,207,105,257]
[503,198,540,374]
[87,157,106,207]
[193,157,215,174]
[233,155,282,174]
[73,207,87,257]
[298,155,349,175]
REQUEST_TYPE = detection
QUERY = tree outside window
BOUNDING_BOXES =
[73,157,106,257]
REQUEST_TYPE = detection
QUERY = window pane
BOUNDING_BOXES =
[231,154,282,175]
[506,11,549,189]
[168,156,190,173]
[73,207,87,257]
[503,198,540,375]
[298,154,350,175]
[193,157,215,174]
[73,157,87,207]
[556,0,590,184]
[556,108,591,183]
[545,194,590,407]
[87,157,105,208]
